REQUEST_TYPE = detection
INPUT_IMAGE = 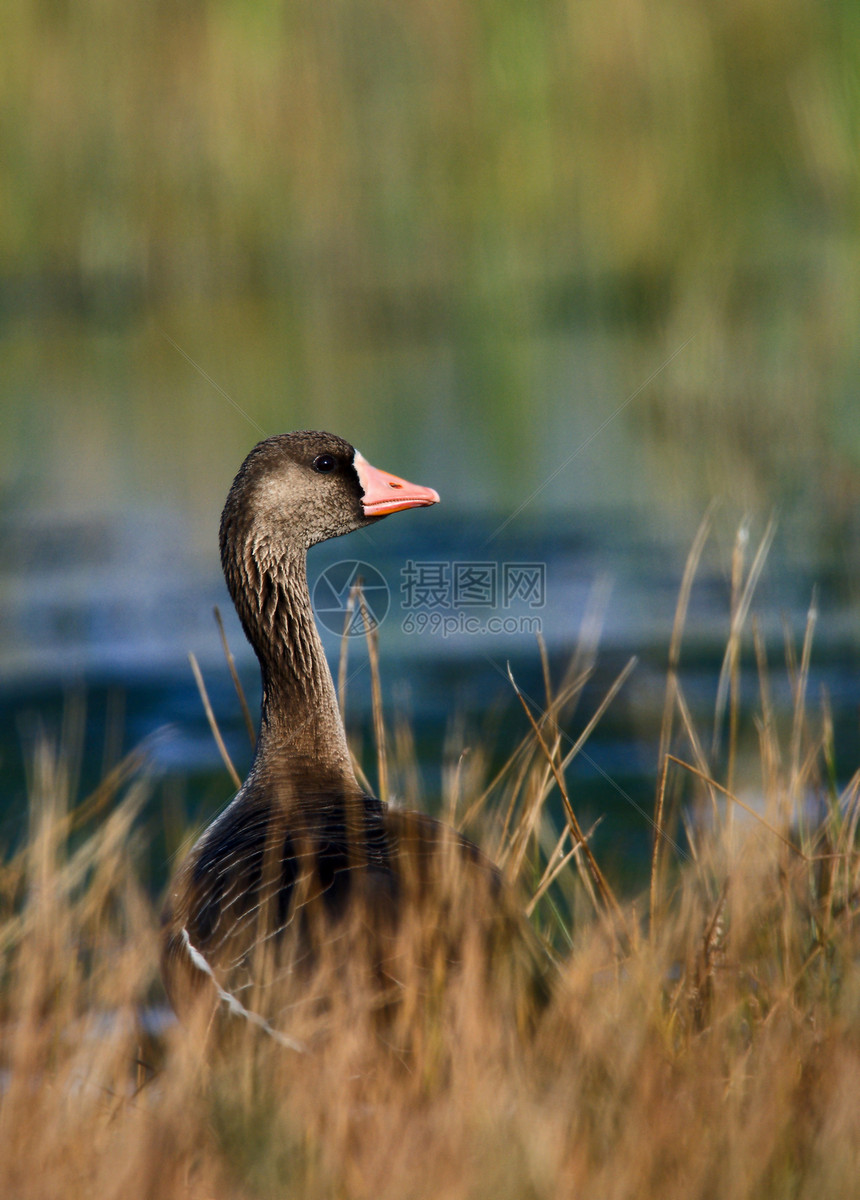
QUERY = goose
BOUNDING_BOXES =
[160,431,543,1042]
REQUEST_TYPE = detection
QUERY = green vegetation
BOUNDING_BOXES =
[1,529,858,1197]
[2,0,859,526]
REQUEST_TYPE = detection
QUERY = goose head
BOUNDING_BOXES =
[220,431,439,562]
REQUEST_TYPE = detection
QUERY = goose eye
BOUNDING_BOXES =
[313,454,338,474]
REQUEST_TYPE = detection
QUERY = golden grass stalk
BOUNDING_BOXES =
[214,604,256,748]
[505,663,628,944]
[188,651,241,790]
[357,586,389,806]
[2,530,859,1198]
[650,505,714,934]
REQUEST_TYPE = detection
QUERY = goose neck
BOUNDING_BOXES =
[231,543,357,793]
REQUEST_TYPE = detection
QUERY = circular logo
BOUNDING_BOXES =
[312,560,390,636]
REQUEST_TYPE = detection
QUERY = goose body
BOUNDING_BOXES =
[160,432,540,1037]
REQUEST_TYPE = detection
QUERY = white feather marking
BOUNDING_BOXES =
[179,926,306,1053]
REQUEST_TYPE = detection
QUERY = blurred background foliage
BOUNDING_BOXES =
[1,0,859,902]
[2,0,859,546]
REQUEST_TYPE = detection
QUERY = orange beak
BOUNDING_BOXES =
[354,450,440,517]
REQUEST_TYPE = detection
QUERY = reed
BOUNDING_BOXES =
[1,532,859,1199]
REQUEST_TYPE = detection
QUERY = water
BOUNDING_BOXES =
[1,501,856,895]
[3,0,859,910]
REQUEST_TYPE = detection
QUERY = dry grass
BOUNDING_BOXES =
[2,535,860,1199]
